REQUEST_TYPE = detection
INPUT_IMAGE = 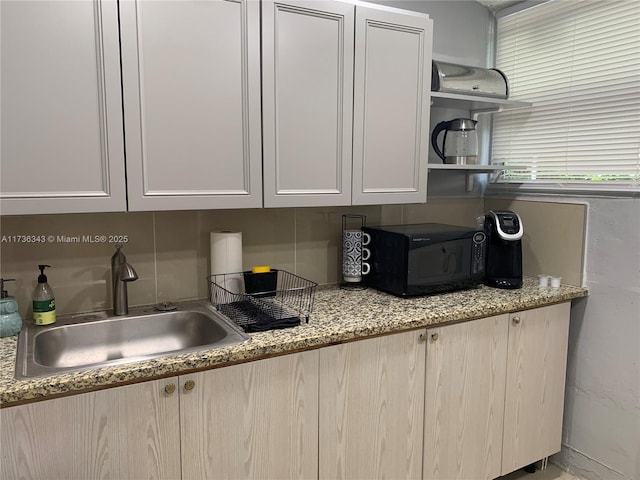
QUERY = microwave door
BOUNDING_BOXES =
[408,241,468,285]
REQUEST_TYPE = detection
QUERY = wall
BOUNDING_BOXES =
[12,3,638,480]
[484,198,587,286]
[553,197,640,480]
[370,0,494,65]
[0,199,484,317]
[484,195,639,480]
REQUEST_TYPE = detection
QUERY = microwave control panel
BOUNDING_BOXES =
[472,231,486,275]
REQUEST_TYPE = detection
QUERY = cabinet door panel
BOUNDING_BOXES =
[262,0,354,207]
[180,351,318,479]
[0,379,180,479]
[424,315,509,480]
[502,302,571,474]
[319,330,425,479]
[0,0,126,214]
[121,0,262,210]
[352,5,432,205]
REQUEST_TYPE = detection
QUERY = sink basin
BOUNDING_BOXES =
[15,301,250,379]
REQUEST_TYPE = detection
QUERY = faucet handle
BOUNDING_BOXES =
[119,262,138,282]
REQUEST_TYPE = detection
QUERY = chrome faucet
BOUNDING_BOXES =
[111,245,138,316]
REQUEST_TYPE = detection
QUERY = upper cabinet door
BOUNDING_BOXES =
[352,5,433,205]
[120,0,262,211]
[0,0,126,214]
[262,0,355,207]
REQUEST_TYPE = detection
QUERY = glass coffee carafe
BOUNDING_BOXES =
[431,118,478,165]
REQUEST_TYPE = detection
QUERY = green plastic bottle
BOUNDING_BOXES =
[33,265,56,326]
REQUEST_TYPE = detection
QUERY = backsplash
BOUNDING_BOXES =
[0,199,485,317]
[484,198,587,286]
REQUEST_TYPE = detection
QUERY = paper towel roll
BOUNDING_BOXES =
[210,231,243,293]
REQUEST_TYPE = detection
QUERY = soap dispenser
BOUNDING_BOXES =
[0,278,23,337]
[33,265,56,326]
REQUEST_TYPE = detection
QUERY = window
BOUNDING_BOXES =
[491,0,640,192]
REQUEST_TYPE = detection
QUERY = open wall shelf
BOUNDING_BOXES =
[427,164,528,191]
[430,91,532,114]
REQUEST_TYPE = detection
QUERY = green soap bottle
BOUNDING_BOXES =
[33,265,56,326]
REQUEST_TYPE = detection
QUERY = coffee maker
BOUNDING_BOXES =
[484,210,523,289]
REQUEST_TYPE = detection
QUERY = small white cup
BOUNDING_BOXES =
[538,275,550,288]
[550,276,562,288]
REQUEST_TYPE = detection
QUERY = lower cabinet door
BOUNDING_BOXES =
[179,351,319,479]
[423,314,509,480]
[319,330,426,479]
[501,302,571,474]
[0,379,181,480]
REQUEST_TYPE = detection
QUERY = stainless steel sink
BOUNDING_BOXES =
[15,301,250,379]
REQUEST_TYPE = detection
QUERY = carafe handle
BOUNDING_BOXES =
[431,120,451,162]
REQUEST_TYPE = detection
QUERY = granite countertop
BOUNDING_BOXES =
[0,278,587,407]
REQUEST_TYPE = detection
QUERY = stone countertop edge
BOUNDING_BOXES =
[0,277,587,407]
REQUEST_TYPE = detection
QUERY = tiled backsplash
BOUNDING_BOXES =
[0,198,586,318]
[484,199,587,286]
[0,199,484,317]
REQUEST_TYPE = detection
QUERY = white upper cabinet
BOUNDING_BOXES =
[262,0,355,207]
[2,0,432,214]
[352,4,432,205]
[120,0,263,211]
[0,0,126,214]
[263,1,432,207]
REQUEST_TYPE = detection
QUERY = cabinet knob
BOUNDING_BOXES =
[512,316,521,325]
[431,333,439,342]
[164,383,176,395]
[184,380,196,391]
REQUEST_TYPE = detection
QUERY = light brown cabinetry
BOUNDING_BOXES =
[0,303,571,479]
[424,314,509,480]
[0,378,180,479]
[502,303,571,474]
[1,352,317,480]
[319,329,426,479]
[423,303,571,479]
[180,351,318,479]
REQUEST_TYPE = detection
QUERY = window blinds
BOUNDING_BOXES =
[492,0,640,191]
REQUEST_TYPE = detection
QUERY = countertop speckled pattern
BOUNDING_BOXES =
[0,278,587,407]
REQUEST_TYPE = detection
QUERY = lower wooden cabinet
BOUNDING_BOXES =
[1,352,317,480]
[423,303,571,480]
[0,378,181,480]
[501,303,571,474]
[319,329,426,479]
[180,351,318,479]
[424,314,509,480]
[0,303,572,480]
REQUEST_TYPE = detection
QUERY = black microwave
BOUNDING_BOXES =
[362,223,486,297]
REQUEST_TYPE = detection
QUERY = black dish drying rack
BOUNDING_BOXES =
[209,270,317,333]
